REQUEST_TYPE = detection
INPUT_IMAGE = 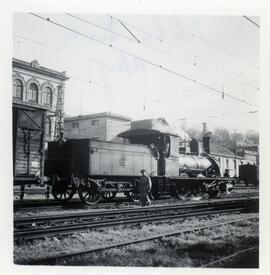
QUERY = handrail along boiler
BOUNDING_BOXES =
[45,118,234,204]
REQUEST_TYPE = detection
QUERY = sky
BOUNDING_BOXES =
[13,13,260,133]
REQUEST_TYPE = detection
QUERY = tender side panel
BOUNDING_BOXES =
[45,139,90,176]
[89,140,157,176]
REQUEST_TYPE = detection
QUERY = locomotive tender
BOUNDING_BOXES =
[45,118,234,204]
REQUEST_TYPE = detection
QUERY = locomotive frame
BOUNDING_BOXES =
[47,172,232,205]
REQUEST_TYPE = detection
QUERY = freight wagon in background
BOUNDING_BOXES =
[13,102,47,195]
[238,164,259,186]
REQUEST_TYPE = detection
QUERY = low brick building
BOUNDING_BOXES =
[64,112,131,141]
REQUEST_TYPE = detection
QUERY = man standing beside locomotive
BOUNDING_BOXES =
[139,169,152,206]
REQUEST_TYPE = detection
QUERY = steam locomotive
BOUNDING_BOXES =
[45,118,234,204]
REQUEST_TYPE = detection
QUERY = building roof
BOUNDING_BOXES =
[13,58,69,81]
[210,143,235,157]
[64,112,132,122]
[118,117,179,137]
[236,144,259,152]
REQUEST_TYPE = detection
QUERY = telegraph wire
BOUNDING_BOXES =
[29,12,257,107]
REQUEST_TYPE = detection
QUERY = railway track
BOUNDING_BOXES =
[233,186,258,190]
[14,191,259,212]
[22,216,258,265]
[14,197,258,241]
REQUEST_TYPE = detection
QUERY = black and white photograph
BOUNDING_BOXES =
[1,0,270,273]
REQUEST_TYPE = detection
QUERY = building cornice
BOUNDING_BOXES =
[211,152,244,159]
[12,100,50,111]
[65,112,131,122]
[12,58,69,81]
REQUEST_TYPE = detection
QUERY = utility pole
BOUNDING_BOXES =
[54,83,65,141]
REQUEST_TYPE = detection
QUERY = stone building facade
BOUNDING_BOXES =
[12,58,69,141]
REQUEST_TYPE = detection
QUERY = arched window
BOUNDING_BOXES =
[29,83,38,103]
[46,118,52,138]
[44,87,52,106]
[13,79,23,100]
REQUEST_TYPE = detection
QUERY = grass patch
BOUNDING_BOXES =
[14,212,258,267]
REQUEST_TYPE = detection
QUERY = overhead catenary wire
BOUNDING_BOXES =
[14,33,99,65]
[107,14,244,77]
[118,19,141,43]
[69,13,258,91]
[243,16,260,28]
[154,15,259,70]
[66,13,134,42]
[16,31,257,116]
[29,13,258,108]
[68,74,258,119]
[13,33,202,98]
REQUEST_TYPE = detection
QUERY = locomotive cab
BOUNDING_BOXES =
[118,118,180,176]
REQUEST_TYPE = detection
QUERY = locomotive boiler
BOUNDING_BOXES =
[45,118,233,204]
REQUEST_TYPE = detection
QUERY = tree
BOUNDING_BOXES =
[245,130,259,145]
[211,128,233,148]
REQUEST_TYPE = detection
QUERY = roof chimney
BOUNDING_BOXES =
[202,122,211,154]
[202,122,207,135]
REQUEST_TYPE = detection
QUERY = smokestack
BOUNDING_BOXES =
[202,122,207,135]
[202,122,211,154]
[203,136,210,154]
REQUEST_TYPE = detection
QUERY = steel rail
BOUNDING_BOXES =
[14,200,257,241]
[14,204,248,234]
[200,245,258,267]
[14,197,258,226]
[13,191,259,211]
[14,208,248,240]
[23,216,258,265]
